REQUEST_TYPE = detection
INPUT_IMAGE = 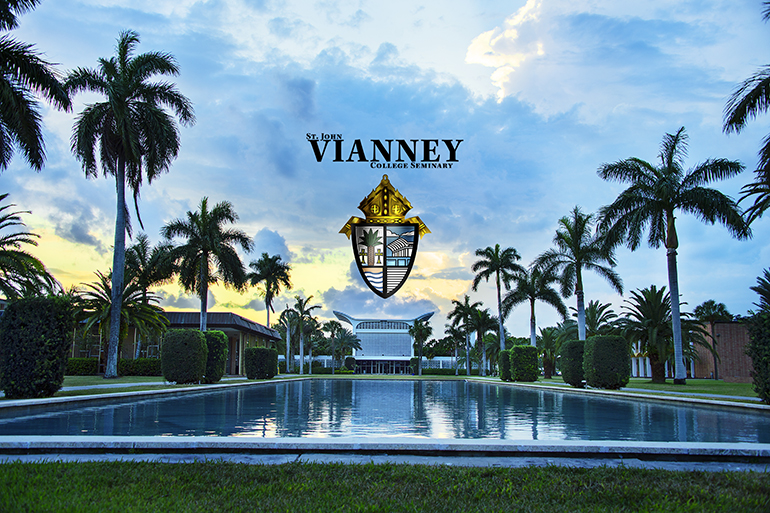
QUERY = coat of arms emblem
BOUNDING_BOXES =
[340,174,430,298]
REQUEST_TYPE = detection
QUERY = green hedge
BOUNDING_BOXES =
[203,330,229,383]
[344,356,356,371]
[511,345,538,382]
[499,350,512,381]
[420,368,474,376]
[583,335,631,390]
[561,340,585,388]
[118,358,162,376]
[66,358,99,376]
[244,347,278,379]
[746,312,770,404]
[0,296,75,399]
[161,329,208,384]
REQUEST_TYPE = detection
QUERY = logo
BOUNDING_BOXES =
[340,174,430,298]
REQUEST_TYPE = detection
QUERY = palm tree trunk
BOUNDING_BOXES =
[331,340,335,375]
[496,275,505,353]
[298,320,304,375]
[199,257,208,332]
[667,247,686,384]
[576,288,586,341]
[418,341,422,376]
[309,344,313,375]
[285,325,291,374]
[105,158,127,379]
[479,332,486,376]
[529,299,537,347]
[465,332,471,376]
[454,344,458,376]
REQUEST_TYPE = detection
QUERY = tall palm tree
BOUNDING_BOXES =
[537,326,561,379]
[66,30,194,378]
[444,324,465,376]
[0,0,70,172]
[248,252,292,328]
[329,327,361,374]
[535,206,623,342]
[467,307,496,376]
[723,2,770,224]
[162,197,253,331]
[278,306,298,373]
[598,127,750,384]
[292,295,320,375]
[693,299,732,380]
[409,318,433,376]
[502,265,567,347]
[572,300,620,338]
[471,244,525,353]
[447,295,481,375]
[751,269,770,313]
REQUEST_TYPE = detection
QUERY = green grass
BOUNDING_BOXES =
[0,461,767,512]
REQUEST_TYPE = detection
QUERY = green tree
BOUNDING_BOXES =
[751,269,770,313]
[572,300,620,338]
[0,0,70,172]
[359,229,382,266]
[502,265,567,347]
[471,244,525,353]
[329,327,361,374]
[444,324,465,376]
[447,295,481,376]
[409,319,433,376]
[537,326,561,379]
[291,295,320,375]
[467,307,497,376]
[66,30,194,378]
[598,127,750,384]
[162,197,252,331]
[248,252,292,328]
[278,306,299,373]
[694,300,732,380]
[535,206,623,342]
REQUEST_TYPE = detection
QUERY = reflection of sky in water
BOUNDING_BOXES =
[1,380,769,443]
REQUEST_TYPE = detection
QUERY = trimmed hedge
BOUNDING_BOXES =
[0,296,75,399]
[203,330,229,383]
[745,312,770,404]
[161,329,208,384]
[499,350,512,381]
[583,335,631,390]
[561,339,585,388]
[420,368,476,376]
[344,357,356,371]
[245,347,278,379]
[118,358,162,376]
[66,358,99,376]
[511,345,538,382]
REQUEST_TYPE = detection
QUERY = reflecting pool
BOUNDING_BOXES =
[1,379,768,442]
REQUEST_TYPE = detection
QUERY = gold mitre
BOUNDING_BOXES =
[340,174,430,238]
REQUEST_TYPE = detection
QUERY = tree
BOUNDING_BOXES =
[598,127,750,384]
[537,326,561,379]
[751,269,770,313]
[572,300,619,338]
[467,307,497,376]
[162,197,252,331]
[248,252,292,328]
[471,244,525,354]
[408,319,433,376]
[444,324,465,376]
[447,295,481,375]
[291,295,320,375]
[359,229,382,266]
[502,264,567,347]
[535,206,623,342]
[723,2,770,224]
[0,0,70,172]
[66,30,194,378]
[693,299,732,380]
[0,193,58,299]
[278,306,298,373]
[329,327,361,374]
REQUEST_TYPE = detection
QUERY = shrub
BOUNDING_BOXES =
[745,312,770,404]
[0,296,75,399]
[118,358,162,376]
[583,335,631,390]
[409,357,419,374]
[66,358,98,376]
[420,368,476,376]
[203,330,229,383]
[560,340,585,388]
[511,345,538,382]
[245,347,278,379]
[344,356,356,371]
[499,350,512,381]
[161,329,208,384]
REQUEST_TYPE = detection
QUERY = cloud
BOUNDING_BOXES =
[322,284,438,321]
[253,228,294,262]
[51,199,108,255]
[160,289,215,310]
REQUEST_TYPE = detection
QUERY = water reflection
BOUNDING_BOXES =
[0,380,768,443]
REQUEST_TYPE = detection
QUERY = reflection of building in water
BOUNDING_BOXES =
[334,310,433,374]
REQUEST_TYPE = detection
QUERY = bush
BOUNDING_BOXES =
[245,347,278,379]
[0,296,75,399]
[409,357,419,374]
[161,329,208,384]
[745,312,770,404]
[344,356,356,371]
[511,345,538,382]
[583,335,631,390]
[66,358,98,376]
[118,358,162,376]
[420,368,476,375]
[203,330,229,383]
[499,350,512,381]
[561,340,585,388]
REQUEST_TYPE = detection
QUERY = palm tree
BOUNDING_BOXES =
[447,295,481,375]
[0,0,71,172]
[66,30,194,378]
[694,299,732,380]
[329,328,361,374]
[572,300,620,338]
[359,229,382,266]
[0,193,59,299]
[502,265,567,347]
[248,252,292,328]
[598,127,750,384]
[537,326,561,379]
[751,269,770,313]
[723,2,770,224]
[535,206,623,342]
[162,197,253,331]
[409,319,433,375]
[444,324,465,376]
[278,306,298,373]
[472,244,525,354]
[467,307,496,376]
[292,295,320,375]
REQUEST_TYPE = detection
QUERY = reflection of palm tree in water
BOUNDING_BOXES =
[359,229,382,266]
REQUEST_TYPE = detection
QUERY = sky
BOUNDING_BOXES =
[3,0,770,340]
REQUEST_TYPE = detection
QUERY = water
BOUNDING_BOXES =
[1,379,768,442]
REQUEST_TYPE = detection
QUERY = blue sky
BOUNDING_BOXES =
[3,0,770,338]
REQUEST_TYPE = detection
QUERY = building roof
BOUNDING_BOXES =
[333,310,433,327]
[164,311,280,341]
